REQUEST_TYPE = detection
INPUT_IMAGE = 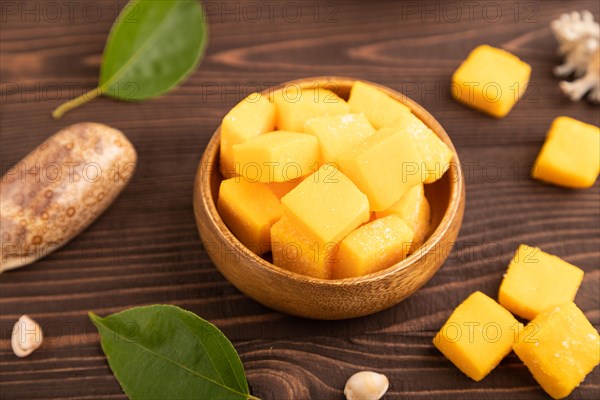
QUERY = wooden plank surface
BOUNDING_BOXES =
[1,0,599,399]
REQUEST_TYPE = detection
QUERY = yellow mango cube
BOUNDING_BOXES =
[531,116,600,188]
[281,165,369,244]
[338,127,424,211]
[433,291,521,382]
[332,215,414,279]
[233,131,319,182]
[266,180,300,200]
[271,217,337,279]
[217,178,282,255]
[388,113,454,183]
[273,88,349,132]
[451,45,531,118]
[375,184,430,251]
[498,245,584,320]
[513,303,600,399]
[348,81,411,129]
[220,93,276,178]
[304,113,375,164]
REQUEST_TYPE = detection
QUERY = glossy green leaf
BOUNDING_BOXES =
[89,305,258,400]
[53,0,207,119]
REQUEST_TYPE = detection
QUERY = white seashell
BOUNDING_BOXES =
[551,10,600,103]
[344,371,389,400]
[11,315,43,357]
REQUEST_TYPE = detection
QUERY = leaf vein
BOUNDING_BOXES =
[93,315,250,399]
[101,0,182,89]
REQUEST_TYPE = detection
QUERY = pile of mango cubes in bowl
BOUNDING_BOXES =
[217,80,453,280]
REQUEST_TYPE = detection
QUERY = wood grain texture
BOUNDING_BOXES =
[1,0,599,399]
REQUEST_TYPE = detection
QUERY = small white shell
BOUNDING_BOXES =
[344,371,389,400]
[11,315,43,357]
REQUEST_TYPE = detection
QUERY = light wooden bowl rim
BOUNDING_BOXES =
[194,76,464,287]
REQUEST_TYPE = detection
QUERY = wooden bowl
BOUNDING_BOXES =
[193,77,465,320]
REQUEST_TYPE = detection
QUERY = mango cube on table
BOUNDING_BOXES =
[513,303,600,399]
[233,131,319,182]
[451,45,531,118]
[388,112,454,183]
[281,165,370,244]
[433,291,521,382]
[348,81,411,129]
[531,116,600,189]
[217,178,281,255]
[272,88,349,132]
[333,215,414,279]
[304,113,375,164]
[498,244,584,320]
[375,184,430,251]
[220,93,275,178]
[338,127,424,211]
[271,217,337,279]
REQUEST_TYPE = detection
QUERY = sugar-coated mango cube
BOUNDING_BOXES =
[498,245,584,320]
[220,93,276,178]
[304,113,375,164]
[273,88,349,132]
[531,116,600,189]
[281,165,370,244]
[451,45,531,118]
[271,217,337,279]
[333,215,413,279]
[348,81,411,129]
[338,127,424,211]
[375,184,430,251]
[388,113,453,183]
[233,131,319,182]
[217,179,281,255]
[513,303,600,399]
[434,291,521,382]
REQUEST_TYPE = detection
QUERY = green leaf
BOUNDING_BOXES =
[53,0,207,119]
[89,305,258,400]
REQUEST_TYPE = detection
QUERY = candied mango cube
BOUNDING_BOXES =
[513,303,600,399]
[281,165,369,244]
[271,217,337,279]
[375,184,430,251]
[531,116,600,189]
[498,245,584,320]
[451,45,531,118]
[434,291,521,382]
[273,88,349,132]
[233,131,319,182]
[388,113,453,183]
[304,113,375,164]
[217,178,281,255]
[338,127,424,211]
[348,81,411,129]
[266,180,300,200]
[220,93,276,178]
[333,215,414,279]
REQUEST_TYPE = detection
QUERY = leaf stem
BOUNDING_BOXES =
[52,86,103,119]
[248,395,261,400]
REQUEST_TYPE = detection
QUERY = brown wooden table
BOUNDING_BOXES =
[1,1,599,399]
